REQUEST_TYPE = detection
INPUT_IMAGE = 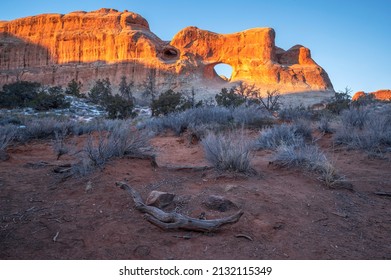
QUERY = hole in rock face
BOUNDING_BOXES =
[214,63,233,81]
[162,48,179,59]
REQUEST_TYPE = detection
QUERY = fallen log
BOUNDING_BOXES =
[374,191,391,197]
[116,181,243,232]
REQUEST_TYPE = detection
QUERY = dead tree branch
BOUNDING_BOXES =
[116,181,243,232]
[374,191,391,197]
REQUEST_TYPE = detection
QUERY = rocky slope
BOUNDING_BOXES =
[0,8,334,96]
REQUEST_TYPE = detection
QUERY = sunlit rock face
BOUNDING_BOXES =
[171,27,333,92]
[0,8,334,95]
[352,90,391,101]
[0,8,177,91]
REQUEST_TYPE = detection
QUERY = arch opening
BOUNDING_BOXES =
[162,46,179,60]
[214,63,233,81]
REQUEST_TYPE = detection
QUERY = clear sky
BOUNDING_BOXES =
[0,0,390,93]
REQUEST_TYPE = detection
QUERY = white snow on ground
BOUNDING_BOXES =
[0,95,151,123]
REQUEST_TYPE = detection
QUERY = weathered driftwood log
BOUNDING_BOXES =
[116,181,243,232]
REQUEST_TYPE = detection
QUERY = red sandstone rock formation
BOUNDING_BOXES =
[171,27,333,92]
[0,8,334,95]
[352,90,391,101]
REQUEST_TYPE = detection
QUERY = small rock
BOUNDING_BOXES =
[202,195,238,212]
[85,181,93,192]
[146,191,175,209]
[134,245,150,257]
[224,184,242,192]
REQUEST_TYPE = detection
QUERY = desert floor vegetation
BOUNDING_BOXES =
[1,87,391,259]
[201,129,255,173]
[334,105,391,154]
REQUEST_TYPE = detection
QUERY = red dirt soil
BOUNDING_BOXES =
[1,132,390,259]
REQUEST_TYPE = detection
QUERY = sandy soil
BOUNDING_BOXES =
[1,132,390,259]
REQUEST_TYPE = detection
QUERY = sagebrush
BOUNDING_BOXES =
[273,143,344,187]
[202,129,254,173]
[255,122,312,150]
[0,125,16,160]
[334,106,391,153]
[72,121,152,176]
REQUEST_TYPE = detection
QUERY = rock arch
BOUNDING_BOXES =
[170,26,333,91]
[0,9,334,94]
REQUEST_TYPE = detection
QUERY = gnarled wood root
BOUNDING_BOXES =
[116,181,243,232]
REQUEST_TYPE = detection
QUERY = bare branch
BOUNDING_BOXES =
[116,182,244,232]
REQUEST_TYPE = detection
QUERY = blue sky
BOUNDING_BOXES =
[0,0,390,93]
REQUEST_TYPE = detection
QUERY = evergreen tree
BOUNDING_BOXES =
[119,76,133,100]
[65,79,83,98]
[215,87,246,108]
[142,69,157,101]
[89,78,112,105]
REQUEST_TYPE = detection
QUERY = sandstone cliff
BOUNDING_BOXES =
[352,90,391,101]
[0,8,334,96]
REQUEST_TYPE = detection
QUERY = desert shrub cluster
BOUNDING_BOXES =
[215,87,247,108]
[326,88,352,114]
[215,84,281,112]
[88,78,135,119]
[0,125,16,160]
[201,129,254,173]
[141,106,233,135]
[254,115,344,186]
[143,105,273,136]
[0,79,136,120]
[71,121,152,176]
[278,105,314,121]
[334,105,391,153]
[150,89,201,116]
[272,143,342,187]
[317,115,334,134]
[0,81,70,111]
[0,114,143,147]
[2,76,390,185]
[254,121,312,150]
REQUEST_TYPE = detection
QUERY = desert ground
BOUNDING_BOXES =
[1,121,390,260]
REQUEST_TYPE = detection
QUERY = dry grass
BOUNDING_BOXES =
[334,105,391,153]
[202,129,254,173]
[255,123,309,150]
[0,125,16,160]
[71,122,152,176]
[273,143,346,187]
